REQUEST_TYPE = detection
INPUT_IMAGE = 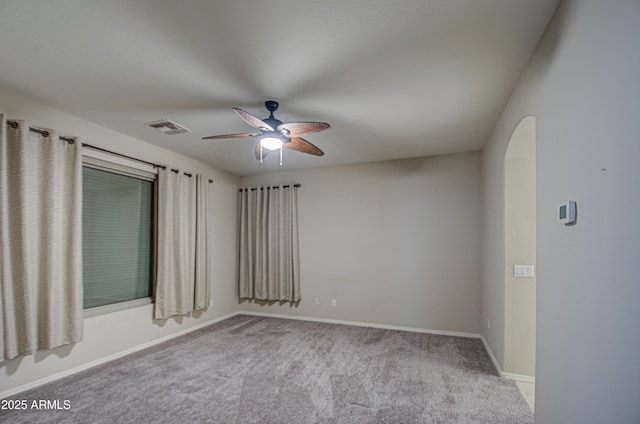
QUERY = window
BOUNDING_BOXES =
[82,158,155,310]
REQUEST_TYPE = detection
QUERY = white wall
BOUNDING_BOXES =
[0,89,240,394]
[481,1,640,422]
[240,153,482,334]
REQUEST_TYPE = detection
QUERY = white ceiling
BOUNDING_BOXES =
[0,0,558,176]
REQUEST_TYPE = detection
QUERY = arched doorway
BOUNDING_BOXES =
[504,116,536,408]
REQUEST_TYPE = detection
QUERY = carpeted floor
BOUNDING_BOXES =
[0,315,533,423]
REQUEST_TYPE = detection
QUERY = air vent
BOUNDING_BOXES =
[145,119,191,135]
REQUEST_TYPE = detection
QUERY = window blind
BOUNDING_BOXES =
[82,166,154,309]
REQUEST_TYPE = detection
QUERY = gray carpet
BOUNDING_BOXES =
[0,315,533,423]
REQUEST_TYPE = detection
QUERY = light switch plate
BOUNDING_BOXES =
[514,265,535,278]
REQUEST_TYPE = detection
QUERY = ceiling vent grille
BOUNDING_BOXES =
[145,119,191,135]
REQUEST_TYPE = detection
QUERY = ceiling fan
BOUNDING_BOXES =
[202,101,330,165]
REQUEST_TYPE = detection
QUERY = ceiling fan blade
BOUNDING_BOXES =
[202,132,258,140]
[233,108,274,131]
[284,137,324,156]
[277,122,330,138]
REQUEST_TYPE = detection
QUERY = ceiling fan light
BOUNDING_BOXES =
[260,137,284,151]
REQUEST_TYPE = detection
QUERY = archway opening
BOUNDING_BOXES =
[504,115,536,408]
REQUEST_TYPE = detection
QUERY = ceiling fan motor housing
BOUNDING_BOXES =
[262,101,284,134]
[265,100,279,112]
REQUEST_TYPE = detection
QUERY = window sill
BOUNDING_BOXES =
[83,298,153,318]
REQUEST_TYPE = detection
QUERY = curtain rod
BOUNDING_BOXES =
[7,120,213,183]
[81,143,162,169]
[238,184,301,192]
[7,120,77,144]
[83,145,213,181]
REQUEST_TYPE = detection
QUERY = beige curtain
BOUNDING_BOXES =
[239,185,300,302]
[0,116,83,361]
[155,169,211,319]
[194,175,211,311]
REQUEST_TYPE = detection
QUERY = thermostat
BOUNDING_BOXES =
[558,201,576,225]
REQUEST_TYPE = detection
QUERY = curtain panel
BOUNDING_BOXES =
[239,185,300,302]
[0,116,83,361]
[194,174,211,311]
[154,169,211,319]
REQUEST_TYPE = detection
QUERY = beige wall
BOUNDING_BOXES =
[0,89,240,393]
[504,116,536,376]
[481,1,640,422]
[240,153,483,334]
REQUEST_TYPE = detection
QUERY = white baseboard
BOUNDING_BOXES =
[502,372,535,384]
[0,311,239,400]
[480,335,504,377]
[238,311,482,339]
[477,336,536,383]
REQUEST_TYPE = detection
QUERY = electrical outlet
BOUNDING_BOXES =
[315,297,320,305]
[331,299,337,307]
